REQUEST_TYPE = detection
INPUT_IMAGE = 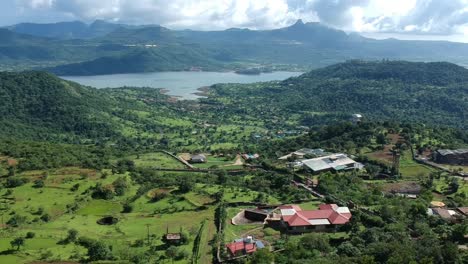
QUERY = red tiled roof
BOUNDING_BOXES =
[226,241,257,255]
[282,204,351,227]
[279,205,302,211]
[245,243,256,253]
[287,213,311,226]
[226,241,245,255]
[319,204,338,210]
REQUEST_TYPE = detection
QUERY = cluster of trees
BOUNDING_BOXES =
[207,61,468,129]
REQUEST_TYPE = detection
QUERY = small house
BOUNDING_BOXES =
[428,208,461,221]
[433,149,468,165]
[190,154,207,163]
[244,208,269,222]
[351,114,362,124]
[242,153,260,161]
[226,236,265,257]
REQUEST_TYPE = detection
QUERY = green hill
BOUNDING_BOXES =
[0,71,117,138]
[205,60,468,128]
[48,45,222,75]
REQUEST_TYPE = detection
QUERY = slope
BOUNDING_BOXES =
[205,60,468,128]
[0,71,117,138]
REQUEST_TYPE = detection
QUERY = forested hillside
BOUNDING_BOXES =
[48,45,222,75]
[4,20,468,74]
[205,60,468,128]
[0,71,117,138]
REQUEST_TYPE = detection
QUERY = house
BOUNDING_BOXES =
[279,148,327,160]
[351,114,362,124]
[190,154,207,163]
[456,207,468,217]
[302,154,364,174]
[164,233,181,243]
[225,236,265,257]
[279,204,352,233]
[428,208,463,222]
[244,208,269,222]
[433,149,468,165]
[242,153,260,160]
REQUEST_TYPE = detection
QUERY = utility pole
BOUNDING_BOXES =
[145,224,151,245]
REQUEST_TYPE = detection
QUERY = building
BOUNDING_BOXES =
[278,148,327,160]
[244,208,269,222]
[279,204,352,233]
[190,154,207,163]
[242,153,260,160]
[428,208,462,221]
[351,114,362,124]
[456,207,468,217]
[164,233,181,244]
[302,154,364,174]
[226,236,265,257]
[433,149,468,165]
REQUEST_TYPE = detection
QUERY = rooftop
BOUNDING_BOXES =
[437,149,468,156]
[302,153,362,172]
[280,204,352,227]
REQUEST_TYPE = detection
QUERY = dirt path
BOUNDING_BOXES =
[232,155,244,166]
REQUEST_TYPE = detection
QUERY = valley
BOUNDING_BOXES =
[0,60,466,263]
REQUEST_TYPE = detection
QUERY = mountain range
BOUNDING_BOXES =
[2,19,468,75]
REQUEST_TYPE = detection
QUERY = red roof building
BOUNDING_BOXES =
[280,204,351,233]
[226,236,264,256]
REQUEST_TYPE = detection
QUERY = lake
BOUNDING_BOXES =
[61,71,302,99]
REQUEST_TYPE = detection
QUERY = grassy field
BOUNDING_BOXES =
[0,167,217,263]
[398,151,435,179]
[126,152,187,169]
[190,155,243,170]
[197,184,280,204]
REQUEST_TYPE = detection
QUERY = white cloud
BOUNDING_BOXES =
[5,0,468,41]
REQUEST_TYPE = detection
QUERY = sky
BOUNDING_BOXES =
[2,0,468,42]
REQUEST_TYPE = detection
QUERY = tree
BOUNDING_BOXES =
[33,179,45,188]
[7,166,15,177]
[65,229,78,243]
[337,242,361,257]
[10,237,25,250]
[300,233,332,254]
[165,246,178,263]
[177,178,194,193]
[86,240,113,261]
[448,178,460,193]
[113,177,128,196]
[248,249,274,264]
[26,232,36,239]
[376,133,387,146]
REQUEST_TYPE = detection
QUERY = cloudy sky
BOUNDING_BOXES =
[2,0,468,42]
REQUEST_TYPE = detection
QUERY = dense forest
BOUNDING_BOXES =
[205,60,468,129]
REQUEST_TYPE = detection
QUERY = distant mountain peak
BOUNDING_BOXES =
[293,19,305,26]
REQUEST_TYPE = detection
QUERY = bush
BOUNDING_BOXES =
[26,232,36,239]
[40,213,51,222]
[7,214,27,227]
[122,203,133,213]
[33,179,45,188]
[5,177,28,188]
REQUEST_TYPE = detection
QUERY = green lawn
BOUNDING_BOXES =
[399,151,435,179]
[128,152,186,169]
[0,167,216,263]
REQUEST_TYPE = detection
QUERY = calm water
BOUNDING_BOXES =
[61,71,302,99]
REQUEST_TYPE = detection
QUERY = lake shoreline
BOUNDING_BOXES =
[61,71,303,100]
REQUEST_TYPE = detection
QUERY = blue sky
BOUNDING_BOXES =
[2,0,468,42]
